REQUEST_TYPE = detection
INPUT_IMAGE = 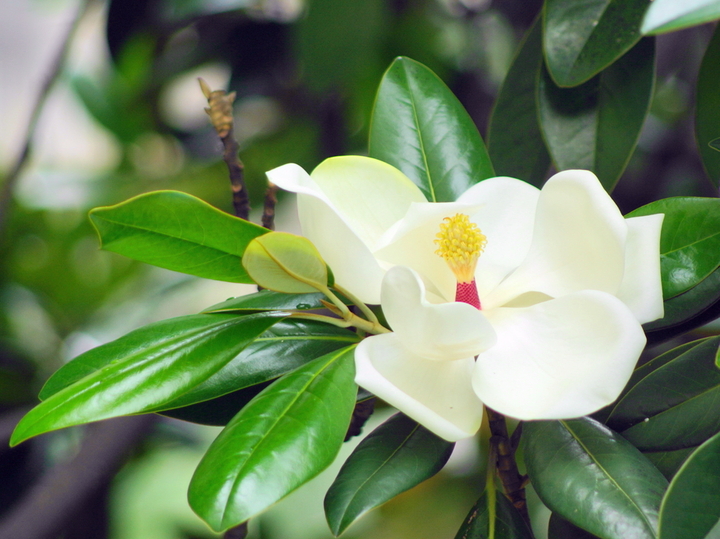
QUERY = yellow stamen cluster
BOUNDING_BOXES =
[434,213,486,283]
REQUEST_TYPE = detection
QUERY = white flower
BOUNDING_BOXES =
[268,156,664,441]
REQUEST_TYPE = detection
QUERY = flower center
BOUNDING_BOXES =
[434,213,486,309]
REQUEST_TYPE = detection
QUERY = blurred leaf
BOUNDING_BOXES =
[454,489,534,539]
[151,319,358,410]
[523,418,667,539]
[548,514,602,539]
[696,24,720,187]
[203,290,329,313]
[188,346,357,532]
[487,17,550,187]
[538,38,655,192]
[325,413,454,536]
[711,138,720,152]
[628,197,720,299]
[607,336,720,451]
[369,57,494,202]
[543,0,650,87]
[658,431,720,538]
[12,313,282,446]
[643,447,694,481]
[90,191,268,283]
[641,0,720,34]
[242,232,328,294]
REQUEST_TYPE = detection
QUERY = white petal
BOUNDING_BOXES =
[309,156,427,250]
[355,334,483,441]
[382,266,496,361]
[374,177,540,302]
[472,290,646,420]
[485,170,627,308]
[617,214,665,324]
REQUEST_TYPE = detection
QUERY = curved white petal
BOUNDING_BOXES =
[617,214,665,324]
[485,170,627,308]
[374,177,540,302]
[309,156,427,250]
[382,266,496,360]
[472,290,646,420]
[356,334,483,441]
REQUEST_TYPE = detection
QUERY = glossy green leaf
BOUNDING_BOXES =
[89,190,268,283]
[641,0,720,34]
[203,290,329,313]
[607,336,720,451]
[325,412,454,536]
[711,138,720,152]
[538,37,655,192]
[658,431,720,538]
[151,320,359,411]
[454,489,534,539]
[548,514,602,539]
[523,418,667,539]
[369,56,494,202]
[628,197,720,299]
[643,447,694,481]
[188,346,357,532]
[696,25,720,187]
[487,17,550,187]
[543,0,650,87]
[242,232,328,294]
[11,313,282,446]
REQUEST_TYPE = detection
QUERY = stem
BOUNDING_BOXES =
[485,406,531,527]
[261,182,279,230]
[332,283,381,326]
[486,441,498,539]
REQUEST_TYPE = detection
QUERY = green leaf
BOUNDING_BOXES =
[11,313,282,446]
[543,0,650,87]
[188,346,357,532]
[548,514,602,539]
[324,412,454,536]
[523,418,667,539]
[607,336,720,451]
[643,447,694,481]
[658,431,720,538]
[454,489,534,539]
[696,24,720,187]
[641,0,720,34]
[628,197,720,299]
[711,138,720,152]
[242,232,328,294]
[203,290,330,313]
[538,37,655,192]
[151,320,359,411]
[369,56,494,202]
[89,190,268,283]
[487,16,550,187]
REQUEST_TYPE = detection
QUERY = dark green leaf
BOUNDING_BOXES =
[89,190,268,283]
[696,24,720,187]
[523,418,667,539]
[711,138,720,152]
[658,431,720,539]
[11,313,282,446]
[203,290,329,313]
[628,197,720,299]
[151,320,358,411]
[607,336,720,451]
[543,0,650,87]
[188,346,357,532]
[325,412,454,536]
[538,38,655,192]
[641,0,720,35]
[643,447,694,481]
[487,17,550,187]
[369,56,494,202]
[454,489,534,539]
[548,514,602,539]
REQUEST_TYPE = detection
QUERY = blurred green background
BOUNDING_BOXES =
[0,1,715,538]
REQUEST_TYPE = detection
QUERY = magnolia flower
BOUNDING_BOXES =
[268,156,664,441]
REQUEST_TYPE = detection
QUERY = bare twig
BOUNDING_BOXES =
[199,78,250,220]
[0,0,93,236]
[261,182,278,230]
